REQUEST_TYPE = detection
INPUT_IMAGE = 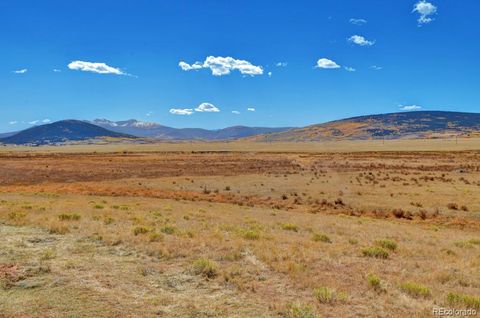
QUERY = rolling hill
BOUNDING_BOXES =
[0,120,135,145]
[247,111,480,142]
[91,119,293,140]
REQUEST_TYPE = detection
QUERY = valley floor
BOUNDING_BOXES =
[1,147,480,317]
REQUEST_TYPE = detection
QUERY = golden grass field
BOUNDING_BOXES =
[1,140,480,317]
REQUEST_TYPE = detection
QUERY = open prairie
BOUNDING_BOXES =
[1,142,480,317]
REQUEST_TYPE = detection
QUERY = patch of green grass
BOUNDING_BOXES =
[447,292,480,309]
[242,230,260,240]
[58,213,81,221]
[93,204,104,209]
[282,223,299,232]
[313,286,348,304]
[40,249,56,260]
[312,233,332,243]
[192,258,218,279]
[400,282,431,298]
[284,303,318,318]
[362,247,389,259]
[160,225,177,235]
[367,274,382,290]
[375,239,397,251]
[348,238,358,245]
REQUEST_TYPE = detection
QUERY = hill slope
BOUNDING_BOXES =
[0,120,135,145]
[92,119,293,140]
[247,111,480,142]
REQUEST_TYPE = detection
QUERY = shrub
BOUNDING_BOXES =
[49,225,69,235]
[348,238,359,245]
[243,230,260,240]
[284,303,318,318]
[133,226,150,236]
[447,292,480,309]
[367,274,382,290]
[375,239,397,251]
[313,287,347,304]
[362,247,389,259]
[400,282,431,298]
[58,213,81,221]
[160,225,177,235]
[149,233,164,242]
[447,203,459,210]
[282,223,299,232]
[93,204,104,209]
[193,258,218,279]
[312,233,332,243]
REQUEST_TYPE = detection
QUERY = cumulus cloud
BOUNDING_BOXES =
[400,105,422,111]
[179,56,263,76]
[268,71,272,77]
[348,35,375,46]
[146,111,154,117]
[349,18,367,25]
[371,65,383,70]
[8,121,18,125]
[195,102,220,112]
[344,66,356,72]
[28,120,39,125]
[276,62,288,67]
[247,108,256,112]
[232,110,240,115]
[68,60,129,75]
[13,69,28,74]
[42,119,51,123]
[315,58,341,69]
[169,108,194,115]
[53,69,62,73]
[413,1,437,24]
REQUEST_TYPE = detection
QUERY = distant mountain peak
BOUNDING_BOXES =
[0,120,135,145]
[92,118,160,128]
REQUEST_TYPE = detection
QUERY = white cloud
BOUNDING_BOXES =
[8,121,17,125]
[247,107,256,112]
[13,69,28,74]
[42,119,51,123]
[232,110,240,115]
[178,61,203,71]
[400,105,422,111]
[195,102,220,112]
[276,62,288,67]
[349,18,367,25]
[28,120,39,125]
[371,65,383,70]
[268,71,272,77]
[344,66,356,72]
[169,108,194,115]
[68,60,128,75]
[348,35,375,46]
[315,58,341,69]
[413,1,437,24]
[179,56,263,76]
[146,111,154,117]
[53,69,62,73]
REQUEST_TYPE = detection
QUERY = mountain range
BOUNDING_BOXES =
[90,119,293,140]
[1,111,479,145]
[247,111,480,141]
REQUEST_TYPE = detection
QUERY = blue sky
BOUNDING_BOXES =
[0,0,479,132]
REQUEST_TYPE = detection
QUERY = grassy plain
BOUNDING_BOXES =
[1,140,480,317]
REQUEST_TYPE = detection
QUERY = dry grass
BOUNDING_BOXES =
[1,145,480,316]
